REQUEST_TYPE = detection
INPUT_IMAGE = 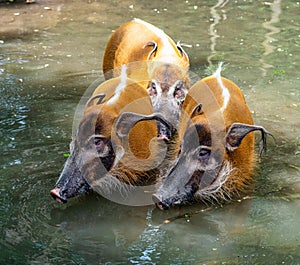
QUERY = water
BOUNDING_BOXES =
[0,0,299,264]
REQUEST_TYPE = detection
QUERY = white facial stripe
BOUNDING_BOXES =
[167,81,177,97]
[133,18,168,45]
[87,134,106,143]
[112,145,125,168]
[152,80,162,97]
[167,80,186,97]
[107,65,127,105]
[214,62,230,112]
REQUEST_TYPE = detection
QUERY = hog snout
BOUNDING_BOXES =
[50,187,67,204]
[153,191,193,210]
[152,194,170,210]
[50,151,91,203]
[152,164,199,210]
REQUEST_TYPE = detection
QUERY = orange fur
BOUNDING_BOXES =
[102,19,189,84]
[182,75,256,197]
[86,76,161,185]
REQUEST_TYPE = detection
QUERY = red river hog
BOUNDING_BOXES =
[152,65,272,210]
[102,18,190,140]
[50,66,172,203]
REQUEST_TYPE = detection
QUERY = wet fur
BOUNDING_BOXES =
[153,64,271,209]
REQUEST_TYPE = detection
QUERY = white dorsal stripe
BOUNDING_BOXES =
[107,65,127,105]
[214,62,230,112]
[133,18,167,41]
[133,18,177,62]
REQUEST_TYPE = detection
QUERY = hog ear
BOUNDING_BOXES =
[226,122,273,156]
[85,93,106,107]
[191,103,202,118]
[143,41,158,60]
[176,41,189,61]
[115,112,173,138]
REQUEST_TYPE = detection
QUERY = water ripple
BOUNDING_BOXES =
[259,0,282,76]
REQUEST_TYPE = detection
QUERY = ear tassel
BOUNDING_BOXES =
[258,127,275,157]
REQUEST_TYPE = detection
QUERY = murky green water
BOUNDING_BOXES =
[1,0,299,264]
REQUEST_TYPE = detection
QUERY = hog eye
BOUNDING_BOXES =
[92,137,115,170]
[198,148,210,159]
[94,137,103,147]
[149,81,157,96]
[93,137,111,156]
[93,137,104,151]
[151,81,156,90]
[174,81,184,99]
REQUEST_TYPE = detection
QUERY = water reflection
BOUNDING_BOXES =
[50,195,149,264]
[207,0,229,66]
[259,0,282,76]
[130,198,300,264]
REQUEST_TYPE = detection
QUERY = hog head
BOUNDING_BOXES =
[50,96,117,203]
[153,115,271,210]
[152,68,273,210]
[147,62,190,140]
